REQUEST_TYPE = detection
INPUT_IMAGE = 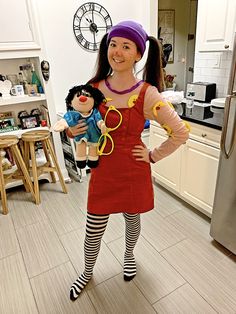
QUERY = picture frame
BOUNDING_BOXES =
[25,83,38,95]
[0,111,19,133]
[19,114,40,129]
[158,9,175,63]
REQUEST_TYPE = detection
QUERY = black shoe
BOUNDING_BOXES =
[87,159,99,168]
[124,274,136,281]
[70,290,77,301]
[76,160,87,169]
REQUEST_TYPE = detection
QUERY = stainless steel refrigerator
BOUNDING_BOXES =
[210,33,236,254]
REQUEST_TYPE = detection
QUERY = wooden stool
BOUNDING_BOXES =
[0,135,36,215]
[21,130,67,204]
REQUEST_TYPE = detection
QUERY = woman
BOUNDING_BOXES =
[69,20,189,301]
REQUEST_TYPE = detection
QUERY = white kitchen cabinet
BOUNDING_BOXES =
[0,0,40,51]
[180,138,220,216]
[149,124,182,193]
[196,0,236,51]
[150,121,221,217]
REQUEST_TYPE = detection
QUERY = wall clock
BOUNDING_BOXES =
[73,2,112,52]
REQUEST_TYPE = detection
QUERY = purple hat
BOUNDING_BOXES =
[107,20,148,56]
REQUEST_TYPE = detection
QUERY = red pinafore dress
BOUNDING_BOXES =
[87,82,154,214]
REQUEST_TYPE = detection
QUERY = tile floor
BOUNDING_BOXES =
[0,177,236,314]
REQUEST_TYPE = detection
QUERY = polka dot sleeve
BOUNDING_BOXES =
[143,85,189,163]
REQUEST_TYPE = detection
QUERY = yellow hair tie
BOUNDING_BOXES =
[105,97,112,102]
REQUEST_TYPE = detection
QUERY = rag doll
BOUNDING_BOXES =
[53,84,106,169]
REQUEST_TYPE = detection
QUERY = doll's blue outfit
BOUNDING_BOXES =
[64,109,102,143]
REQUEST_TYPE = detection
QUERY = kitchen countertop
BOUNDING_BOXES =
[179,114,222,130]
[173,101,223,130]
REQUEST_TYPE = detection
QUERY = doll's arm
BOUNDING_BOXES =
[53,118,69,132]
[97,120,107,134]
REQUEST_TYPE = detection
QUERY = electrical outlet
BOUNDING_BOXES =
[213,54,221,68]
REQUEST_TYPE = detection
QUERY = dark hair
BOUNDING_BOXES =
[142,36,164,92]
[65,84,105,111]
[87,34,112,85]
[87,34,164,92]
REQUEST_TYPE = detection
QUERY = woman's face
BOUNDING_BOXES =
[107,37,141,73]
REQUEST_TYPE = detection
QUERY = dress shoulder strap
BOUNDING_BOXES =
[135,82,150,107]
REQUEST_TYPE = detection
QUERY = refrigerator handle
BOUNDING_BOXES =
[221,95,236,158]
[221,32,236,158]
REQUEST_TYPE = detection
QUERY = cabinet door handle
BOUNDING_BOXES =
[224,44,229,49]
[201,133,207,137]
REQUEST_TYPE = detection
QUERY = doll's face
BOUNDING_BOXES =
[71,90,95,114]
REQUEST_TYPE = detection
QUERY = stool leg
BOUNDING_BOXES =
[18,139,24,157]
[12,147,30,193]
[0,155,8,214]
[11,144,36,203]
[45,138,68,194]
[41,141,56,183]
[29,142,40,204]
[23,141,30,169]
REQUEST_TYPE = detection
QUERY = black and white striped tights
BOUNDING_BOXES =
[70,212,141,301]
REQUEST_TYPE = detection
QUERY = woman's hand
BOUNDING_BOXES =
[132,145,150,163]
[69,119,88,136]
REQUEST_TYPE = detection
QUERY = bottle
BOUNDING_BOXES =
[18,66,28,93]
[31,63,43,93]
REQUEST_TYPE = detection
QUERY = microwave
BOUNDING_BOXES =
[186,82,216,103]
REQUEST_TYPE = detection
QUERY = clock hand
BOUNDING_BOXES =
[79,26,107,30]
[91,10,94,23]
[85,17,93,23]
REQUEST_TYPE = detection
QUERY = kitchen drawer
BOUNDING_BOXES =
[150,120,221,148]
[189,122,221,148]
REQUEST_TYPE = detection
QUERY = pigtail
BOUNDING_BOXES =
[87,33,112,85]
[142,36,165,92]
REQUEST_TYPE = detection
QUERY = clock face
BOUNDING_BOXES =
[73,2,112,51]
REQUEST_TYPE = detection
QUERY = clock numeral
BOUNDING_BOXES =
[84,40,90,49]
[106,25,112,31]
[76,33,84,42]
[73,25,81,32]
[80,5,88,14]
[104,15,110,21]
[92,42,98,51]
[74,14,82,23]
[98,5,103,13]
[88,3,95,11]
[104,15,112,27]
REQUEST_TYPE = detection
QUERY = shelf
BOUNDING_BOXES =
[0,126,49,137]
[0,94,46,106]
[5,173,51,190]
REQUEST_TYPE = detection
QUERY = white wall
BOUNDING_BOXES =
[34,0,153,112]
[193,51,232,97]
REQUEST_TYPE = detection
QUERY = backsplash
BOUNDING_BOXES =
[193,51,232,98]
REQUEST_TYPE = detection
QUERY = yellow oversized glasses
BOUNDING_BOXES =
[97,105,122,156]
